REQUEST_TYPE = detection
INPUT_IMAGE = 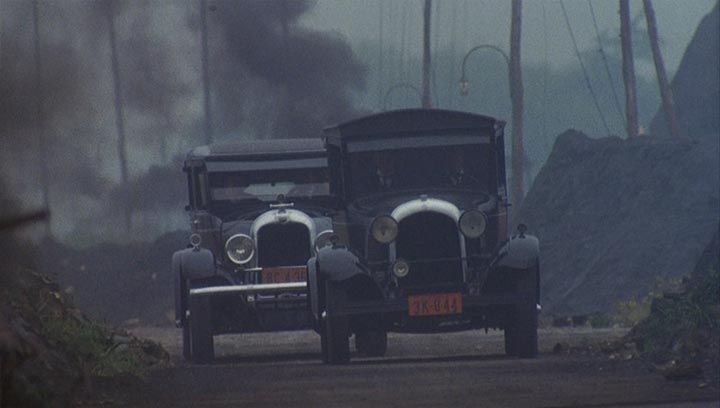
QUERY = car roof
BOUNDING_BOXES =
[324,109,503,145]
[187,138,326,160]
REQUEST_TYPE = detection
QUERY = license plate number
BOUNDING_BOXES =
[261,266,307,284]
[408,293,462,317]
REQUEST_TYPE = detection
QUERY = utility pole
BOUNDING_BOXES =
[107,0,131,231]
[620,0,639,138]
[422,0,432,108]
[643,0,681,138]
[200,0,213,145]
[509,0,524,212]
[32,0,51,236]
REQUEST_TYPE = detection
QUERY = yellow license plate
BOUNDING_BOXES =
[408,293,462,317]
[261,266,307,284]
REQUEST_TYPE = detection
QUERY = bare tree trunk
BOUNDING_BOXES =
[32,0,51,236]
[107,0,131,231]
[643,0,681,138]
[510,0,524,212]
[620,0,639,138]
[422,0,432,108]
[200,0,213,145]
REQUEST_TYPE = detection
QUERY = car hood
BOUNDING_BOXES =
[349,189,493,218]
[222,206,333,238]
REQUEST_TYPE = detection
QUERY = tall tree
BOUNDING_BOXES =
[620,0,639,138]
[510,0,524,212]
[422,0,432,108]
[200,0,213,144]
[107,0,131,231]
[643,0,681,138]
[32,0,51,236]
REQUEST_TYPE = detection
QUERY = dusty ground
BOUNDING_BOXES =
[77,327,718,407]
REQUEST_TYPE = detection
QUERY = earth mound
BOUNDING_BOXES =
[517,130,718,316]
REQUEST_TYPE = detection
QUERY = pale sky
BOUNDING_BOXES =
[302,0,716,76]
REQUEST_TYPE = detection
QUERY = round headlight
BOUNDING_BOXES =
[371,215,398,244]
[225,234,255,265]
[392,259,410,278]
[314,230,336,252]
[459,210,487,239]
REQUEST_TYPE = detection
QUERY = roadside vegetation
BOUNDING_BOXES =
[1,243,168,407]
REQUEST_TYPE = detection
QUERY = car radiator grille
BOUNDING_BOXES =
[257,223,311,267]
[396,212,463,288]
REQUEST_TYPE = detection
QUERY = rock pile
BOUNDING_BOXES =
[517,3,719,317]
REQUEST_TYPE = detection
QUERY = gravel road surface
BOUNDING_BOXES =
[82,327,718,407]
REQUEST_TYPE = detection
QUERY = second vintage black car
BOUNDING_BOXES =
[308,109,541,363]
[173,138,337,363]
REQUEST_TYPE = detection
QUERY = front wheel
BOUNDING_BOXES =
[189,294,214,364]
[182,324,191,361]
[513,264,539,358]
[323,282,350,364]
[514,301,538,358]
[324,316,349,364]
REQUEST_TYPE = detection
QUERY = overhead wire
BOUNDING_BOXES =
[542,0,548,145]
[432,0,440,108]
[559,0,612,135]
[448,0,458,109]
[587,0,624,123]
[378,0,384,110]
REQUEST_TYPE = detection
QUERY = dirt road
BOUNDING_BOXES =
[84,327,718,407]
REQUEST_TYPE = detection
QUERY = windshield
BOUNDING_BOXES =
[207,167,329,204]
[347,142,492,198]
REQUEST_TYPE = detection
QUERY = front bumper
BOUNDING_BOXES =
[189,282,307,297]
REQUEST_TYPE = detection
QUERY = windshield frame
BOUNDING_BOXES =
[342,131,496,202]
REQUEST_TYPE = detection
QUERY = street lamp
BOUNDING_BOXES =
[383,83,423,110]
[459,44,510,96]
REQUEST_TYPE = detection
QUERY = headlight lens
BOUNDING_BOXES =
[392,259,410,278]
[371,215,398,244]
[225,234,255,265]
[314,230,336,252]
[459,210,487,239]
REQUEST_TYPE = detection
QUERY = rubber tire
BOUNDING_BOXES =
[189,294,214,364]
[504,322,517,356]
[324,315,350,364]
[320,328,329,363]
[513,265,539,358]
[355,330,387,357]
[514,301,538,358]
[182,324,191,361]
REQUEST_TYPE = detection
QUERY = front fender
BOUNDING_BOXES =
[316,247,365,282]
[309,247,382,321]
[179,247,216,279]
[496,234,540,270]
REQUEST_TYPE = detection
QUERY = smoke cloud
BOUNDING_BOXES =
[0,0,367,243]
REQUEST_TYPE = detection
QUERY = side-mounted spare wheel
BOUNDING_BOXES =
[189,293,214,364]
[504,264,539,358]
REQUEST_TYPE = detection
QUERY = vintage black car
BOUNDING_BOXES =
[173,138,336,363]
[308,109,540,363]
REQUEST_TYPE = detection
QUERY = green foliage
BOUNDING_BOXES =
[614,276,685,327]
[630,269,720,361]
[589,313,612,328]
[41,315,146,378]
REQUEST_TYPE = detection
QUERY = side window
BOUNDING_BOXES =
[195,168,208,209]
[185,166,194,210]
[494,130,507,196]
[186,165,209,209]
